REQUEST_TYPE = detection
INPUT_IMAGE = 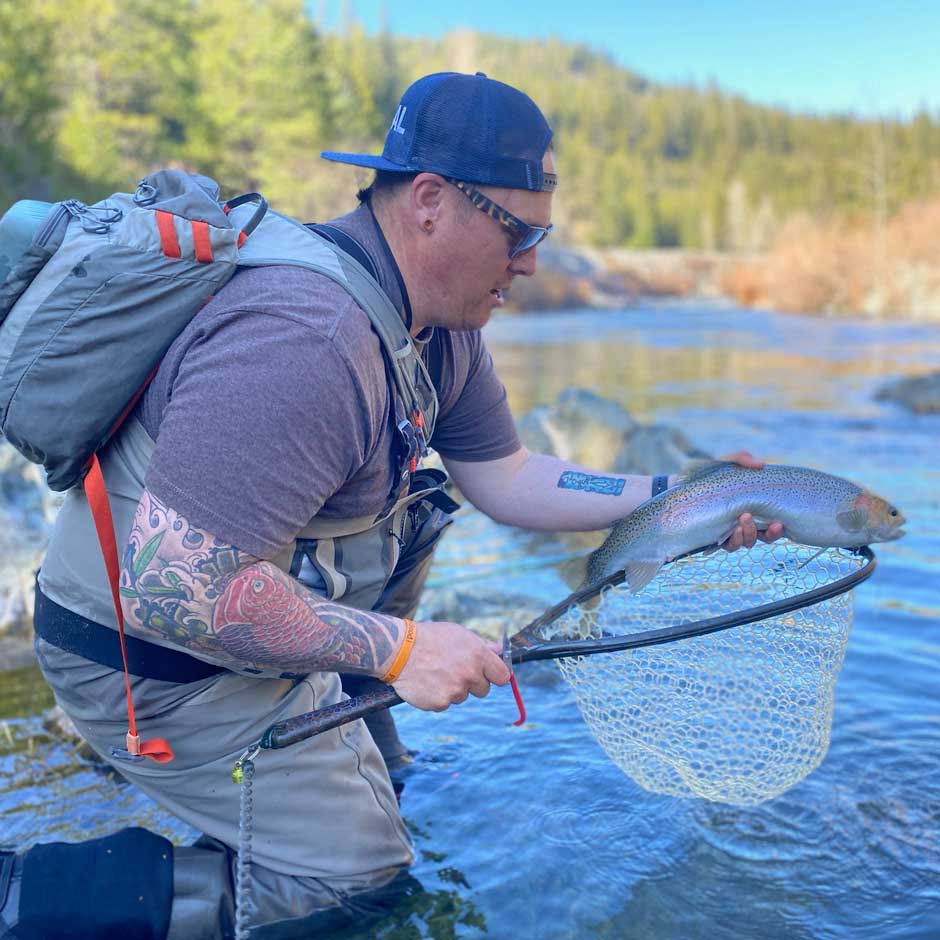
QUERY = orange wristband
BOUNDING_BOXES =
[380,619,417,684]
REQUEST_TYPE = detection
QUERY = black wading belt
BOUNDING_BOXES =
[32,582,226,682]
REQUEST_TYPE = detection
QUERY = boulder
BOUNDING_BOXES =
[875,371,940,414]
[517,388,638,470]
[515,389,712,591]
[517,387,709,474]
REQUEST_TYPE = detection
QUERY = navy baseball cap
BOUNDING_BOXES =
[321,72,556,192]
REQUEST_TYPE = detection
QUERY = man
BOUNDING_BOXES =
[30,72,781,936]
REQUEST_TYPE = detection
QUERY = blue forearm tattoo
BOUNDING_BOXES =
[557,471,625,496]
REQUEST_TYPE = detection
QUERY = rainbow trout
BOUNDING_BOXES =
[586,461,905,593]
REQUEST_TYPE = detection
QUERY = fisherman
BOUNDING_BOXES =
[21,72,783,937]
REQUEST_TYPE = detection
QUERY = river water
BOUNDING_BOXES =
[1,301,938,939]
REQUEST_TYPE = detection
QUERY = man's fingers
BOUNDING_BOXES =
[468,677,492,699]
[739,513,758,548]
[758,522,786,543]
[723,516,786,552]
[722,514,756,551]
[483,647,511,686]
[722,526,743,551]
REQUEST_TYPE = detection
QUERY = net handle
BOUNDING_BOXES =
[256,568,631,750]
[258,546,875,750]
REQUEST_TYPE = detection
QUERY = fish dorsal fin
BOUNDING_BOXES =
[679,459,735,484]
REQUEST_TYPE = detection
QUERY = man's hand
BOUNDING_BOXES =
[718,450,785,551]
[391,620,511,712]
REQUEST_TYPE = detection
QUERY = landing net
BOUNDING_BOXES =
[546,543,867,806]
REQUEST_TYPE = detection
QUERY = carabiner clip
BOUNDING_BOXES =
[232,743,261,784]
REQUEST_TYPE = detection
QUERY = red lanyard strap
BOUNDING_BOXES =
[85,454,174,763]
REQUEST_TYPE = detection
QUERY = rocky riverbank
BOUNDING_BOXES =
[507,213,940,320]
[506,245,737,312]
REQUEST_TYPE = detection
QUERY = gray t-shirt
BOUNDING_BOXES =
[137,205,520,560]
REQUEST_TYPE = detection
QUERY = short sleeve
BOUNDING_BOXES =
[429,332,521,462]
[146,305,379,559]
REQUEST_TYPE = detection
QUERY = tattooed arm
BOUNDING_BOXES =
[445,447,784,549]
[444,447,667,532]
[120,488,509,708]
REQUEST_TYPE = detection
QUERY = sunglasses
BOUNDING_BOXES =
[446,177,554,259]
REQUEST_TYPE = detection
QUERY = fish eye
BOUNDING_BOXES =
[889,508,899,517]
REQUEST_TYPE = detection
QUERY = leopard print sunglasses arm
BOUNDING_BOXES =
[446,177,553,257]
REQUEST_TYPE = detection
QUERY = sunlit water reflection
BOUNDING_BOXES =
[1,301,938,938]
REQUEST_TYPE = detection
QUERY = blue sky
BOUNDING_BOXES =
[315,1,940,119]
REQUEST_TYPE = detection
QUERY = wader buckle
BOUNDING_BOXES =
[394,418,428,481]
[395,419,419,465]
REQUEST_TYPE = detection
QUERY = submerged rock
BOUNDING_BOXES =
[517,387,709,474]
[419,588,543,641]
[517,388,638,469]
[875,371,940,414]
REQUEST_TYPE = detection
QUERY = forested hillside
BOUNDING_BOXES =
[3,0,938,253]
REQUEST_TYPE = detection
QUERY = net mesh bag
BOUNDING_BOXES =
[547,543,863,806]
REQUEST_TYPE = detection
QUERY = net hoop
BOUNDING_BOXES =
[516,545,875,662]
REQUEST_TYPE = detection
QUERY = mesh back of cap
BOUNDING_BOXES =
[411,75,552,189]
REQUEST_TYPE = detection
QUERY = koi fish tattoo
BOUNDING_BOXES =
[120,489,402,676]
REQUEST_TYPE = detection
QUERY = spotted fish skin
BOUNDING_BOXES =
[585,461,906,593]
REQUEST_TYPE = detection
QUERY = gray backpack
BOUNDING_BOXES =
[0,168,437,492]
[0,169,439,762]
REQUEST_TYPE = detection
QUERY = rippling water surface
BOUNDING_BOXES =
[2,302,938,939]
